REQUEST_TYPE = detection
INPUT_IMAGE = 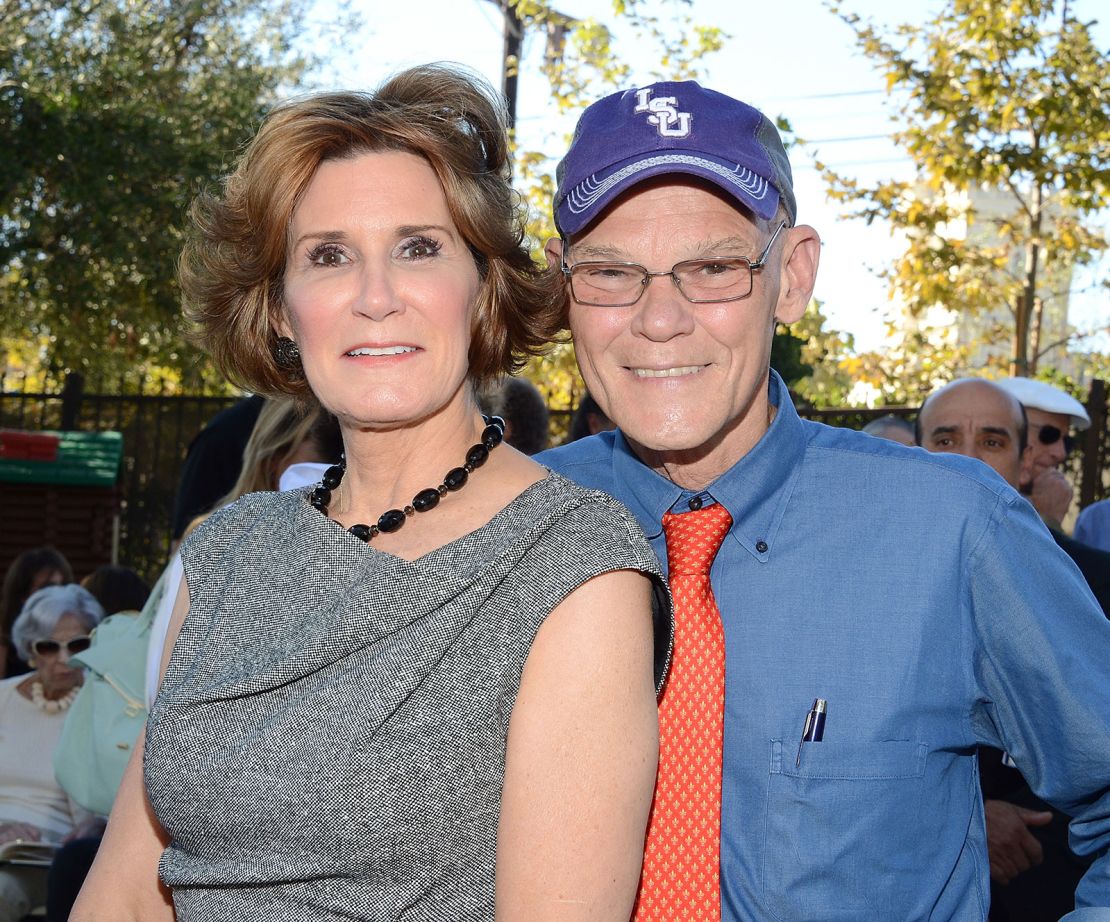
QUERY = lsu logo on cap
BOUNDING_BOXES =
[634,88,692,139]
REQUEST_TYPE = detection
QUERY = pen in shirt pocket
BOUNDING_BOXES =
[796,697,827,767]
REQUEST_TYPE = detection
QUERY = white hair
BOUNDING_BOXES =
[11,584,105,662]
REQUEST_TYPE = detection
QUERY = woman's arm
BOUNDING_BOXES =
[70,579,193,921]
[496,568,658,921]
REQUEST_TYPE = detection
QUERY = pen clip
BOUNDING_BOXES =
[796,698,827,768]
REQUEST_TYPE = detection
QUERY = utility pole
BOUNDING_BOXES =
[498,0,524,129]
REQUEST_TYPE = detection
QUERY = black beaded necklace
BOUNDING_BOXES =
[309,415,506,542]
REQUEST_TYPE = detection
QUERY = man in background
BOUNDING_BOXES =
[862,413,916,446]
[917,377,1108,922]
[994,377,1089,530]
[992,377,1108,613]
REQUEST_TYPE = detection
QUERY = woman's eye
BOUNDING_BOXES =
[399,236,442,260]
[307,244,349,266]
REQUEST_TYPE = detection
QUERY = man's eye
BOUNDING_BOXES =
[694,260,742,277]
[583,266,640,281]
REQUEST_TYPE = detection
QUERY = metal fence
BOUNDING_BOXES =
[1,373,1107,583]
[0,373,238,581]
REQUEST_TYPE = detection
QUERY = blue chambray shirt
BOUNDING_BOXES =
[539,370,1110,921]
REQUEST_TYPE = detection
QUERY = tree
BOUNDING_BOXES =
[0,0,326,389]
[822,0,1110,378]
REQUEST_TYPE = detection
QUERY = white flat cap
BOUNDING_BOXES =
[994,377,1090,430]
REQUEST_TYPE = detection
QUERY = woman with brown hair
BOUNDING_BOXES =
[73,65,668,921]
[0,547,73,679]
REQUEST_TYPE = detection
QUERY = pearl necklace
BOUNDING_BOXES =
[30,681,79,714]
[311,415,505,542]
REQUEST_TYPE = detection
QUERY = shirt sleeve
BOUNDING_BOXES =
[966,488,1110,911]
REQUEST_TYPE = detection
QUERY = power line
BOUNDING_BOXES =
[795,158,910,170]
[761,88,903,102]
[802,134,892,144]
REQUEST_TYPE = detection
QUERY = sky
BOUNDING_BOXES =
[304,0,1108,355]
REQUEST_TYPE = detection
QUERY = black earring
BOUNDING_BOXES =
[274,336,301,369]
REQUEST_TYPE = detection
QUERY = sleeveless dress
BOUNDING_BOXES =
[145,473,670,921]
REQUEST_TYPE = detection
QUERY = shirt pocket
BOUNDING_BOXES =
[761,738,928,922]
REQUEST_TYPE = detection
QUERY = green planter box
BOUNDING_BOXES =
[0,430,123,486]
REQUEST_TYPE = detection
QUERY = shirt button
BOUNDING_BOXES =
[756,540,769,553]
[687,496,703,511]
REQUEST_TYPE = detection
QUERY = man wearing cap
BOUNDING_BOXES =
[537,80,1110,921]
[994,377,1109,614]
[916,377,1108,921]
[994,377,1090,530]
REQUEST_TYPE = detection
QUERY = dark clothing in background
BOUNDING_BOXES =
[170,396,264,540]
[982,527,1107,920]
[46,836,101,922]
[982,746,1091,922]
[1052,529,1110,616]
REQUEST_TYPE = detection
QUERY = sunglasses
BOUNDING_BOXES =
[1033,424,1075,453]
[32,636,92,657]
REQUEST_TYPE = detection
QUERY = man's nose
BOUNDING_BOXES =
[629,273,695,341]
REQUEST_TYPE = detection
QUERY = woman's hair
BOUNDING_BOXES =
[180,64,559,397]
[1,547,74,644]
[214,398,341,509]
[81,565,151,616]
[12,584,105,662]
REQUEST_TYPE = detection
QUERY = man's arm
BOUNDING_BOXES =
[968,490,1110,912]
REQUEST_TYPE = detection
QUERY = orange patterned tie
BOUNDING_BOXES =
[634,502,732,922]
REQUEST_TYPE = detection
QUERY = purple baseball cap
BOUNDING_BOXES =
[554,80,796,236]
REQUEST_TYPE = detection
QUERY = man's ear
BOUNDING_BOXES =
[543,237,563,270]
[774,224,821,325]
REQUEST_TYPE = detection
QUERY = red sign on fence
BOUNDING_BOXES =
[0,430,60,461]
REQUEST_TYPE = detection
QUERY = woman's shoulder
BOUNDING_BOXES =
[0,674,24,693]
[0,674,26,710]
[179,489,310,571]
[185,489,302,541]
[541,471,648,531]
[515,473,662,578]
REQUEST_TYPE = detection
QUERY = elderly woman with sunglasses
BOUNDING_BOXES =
[0,584,104,921]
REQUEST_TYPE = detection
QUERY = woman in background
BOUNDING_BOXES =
[75,64,667,921]
[0,585,104,920]
[0,547,73,678]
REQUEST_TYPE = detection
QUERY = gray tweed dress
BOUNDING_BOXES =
[145,473,670,921]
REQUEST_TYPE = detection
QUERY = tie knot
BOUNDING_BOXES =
[662,503,733,577]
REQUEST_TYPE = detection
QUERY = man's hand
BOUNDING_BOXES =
[984,799,1052,884]
[0,821,42,845]
[1029,469,1073,529]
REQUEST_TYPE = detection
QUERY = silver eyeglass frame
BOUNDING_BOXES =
[560,220,788,307]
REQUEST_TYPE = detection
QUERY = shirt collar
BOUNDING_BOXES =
[609,370,806,560]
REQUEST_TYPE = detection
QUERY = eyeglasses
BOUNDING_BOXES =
[1033,423,1074,454]
[561,220,787,307]
[32,636,91,657]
